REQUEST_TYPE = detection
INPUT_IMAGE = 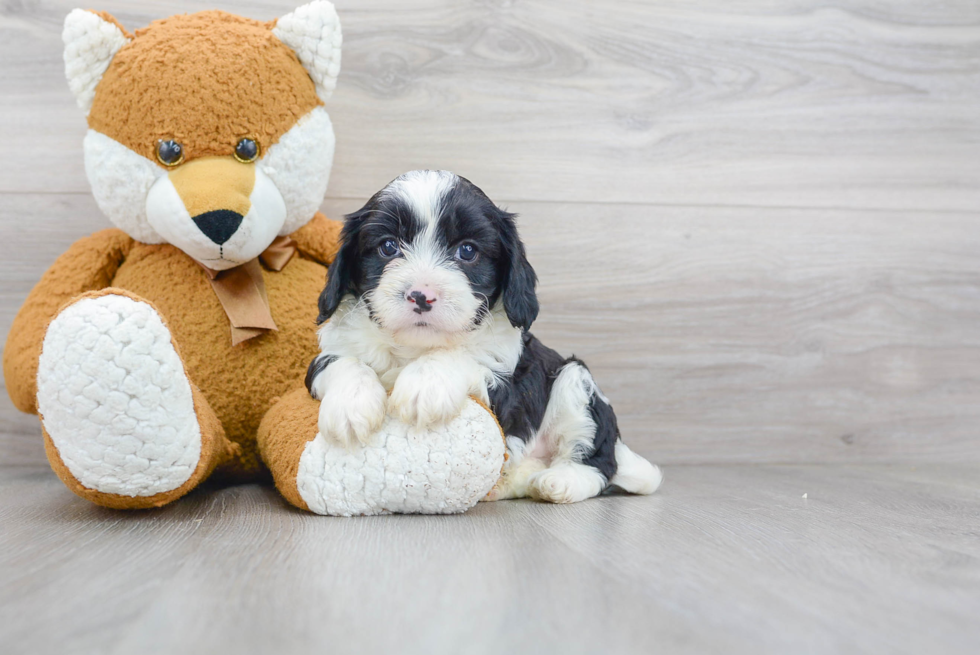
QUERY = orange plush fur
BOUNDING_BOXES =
[88,12,322,164]
[3,4,343,509]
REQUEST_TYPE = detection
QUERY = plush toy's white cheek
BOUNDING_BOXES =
[261,106,336,235]
[83,130,167,244]
[145,166,287,271]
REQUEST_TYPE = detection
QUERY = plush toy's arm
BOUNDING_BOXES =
[3,228,133,414]
[289,212,342,266]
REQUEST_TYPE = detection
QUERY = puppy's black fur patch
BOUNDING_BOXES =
[488,332,565,441]
[489,337,620,480]
[305,354,337,399]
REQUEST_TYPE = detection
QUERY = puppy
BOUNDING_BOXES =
[306,171,662,503]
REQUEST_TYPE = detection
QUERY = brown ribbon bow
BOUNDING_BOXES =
[197,236,298,346]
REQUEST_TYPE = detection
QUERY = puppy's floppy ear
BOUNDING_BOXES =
[496,209,539,331]
[316,209,364,323]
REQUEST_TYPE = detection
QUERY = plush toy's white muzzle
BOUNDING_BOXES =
[145,159,287,270]
[296,399,505,516]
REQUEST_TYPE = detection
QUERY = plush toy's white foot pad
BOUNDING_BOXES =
[37,294,202,497]
[297,399,505,516]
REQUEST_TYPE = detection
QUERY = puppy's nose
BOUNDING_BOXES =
[407,289,437,314]
[192,209,244,245]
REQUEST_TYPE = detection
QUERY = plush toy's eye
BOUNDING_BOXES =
[455,243,478,262]
[156,140,184,166]
[379,239,400,258]
[234,138,260,163]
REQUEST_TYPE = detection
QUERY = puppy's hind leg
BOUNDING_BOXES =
[581,372,662,495]
[527,362,610,504]
[484,437,548,501]
[527,361,662,503]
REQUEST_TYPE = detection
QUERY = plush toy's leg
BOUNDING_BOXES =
[256,387,318,512]
[37,289,238,509]
[259,389,508,516]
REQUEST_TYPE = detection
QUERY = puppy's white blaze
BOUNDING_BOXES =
[381,170,457,229]
[371,171,476,340]
[610,443,662,495]
[145,167,286,271]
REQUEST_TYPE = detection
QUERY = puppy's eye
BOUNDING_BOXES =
[379,239,400,258]
[455,243,478,262]
[234,138,260,163]
[157,140,184,166]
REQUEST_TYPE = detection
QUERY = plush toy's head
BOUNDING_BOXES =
[63,2,342,270]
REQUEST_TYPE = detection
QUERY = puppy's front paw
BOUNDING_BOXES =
[317,362,388,448]
[389,362,468,428]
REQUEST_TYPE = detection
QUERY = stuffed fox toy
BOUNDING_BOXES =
[1,1,372,511]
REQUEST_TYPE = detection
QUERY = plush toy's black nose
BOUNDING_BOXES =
[192,210,243,245]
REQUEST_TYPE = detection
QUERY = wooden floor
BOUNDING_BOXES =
[1,0,979,653]
[2,435,979,655]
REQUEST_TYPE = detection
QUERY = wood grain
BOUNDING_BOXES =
[2,449,978,655]
[4,194,978,463]
[3,0,979,463]
[0,1,978,209]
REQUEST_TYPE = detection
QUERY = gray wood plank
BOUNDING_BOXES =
[2,457,978,655]
[5,194,978,463]
[321,198,980,464]
[1,1,978,209]
[525,463,980,655]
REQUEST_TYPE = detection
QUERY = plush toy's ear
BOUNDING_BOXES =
[272,1,343,102]
[63,9,131,114]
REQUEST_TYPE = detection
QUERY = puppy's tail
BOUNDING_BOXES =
[610,442,663,495]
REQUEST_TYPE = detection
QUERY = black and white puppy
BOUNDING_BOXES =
[306,171,661,503]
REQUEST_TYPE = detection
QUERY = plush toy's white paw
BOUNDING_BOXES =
[36,294,202,497]
[527,463,607,504]
[388,360,469,429]
[297,398,505,516]
[316,359,388,448]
